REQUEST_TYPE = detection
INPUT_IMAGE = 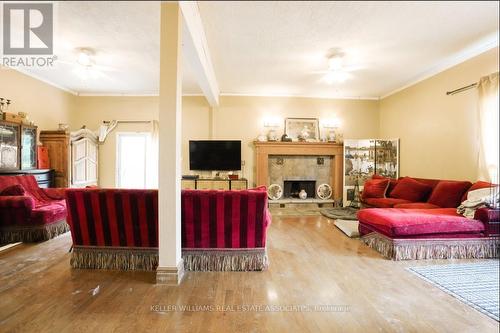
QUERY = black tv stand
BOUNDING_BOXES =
[182,175,199,180]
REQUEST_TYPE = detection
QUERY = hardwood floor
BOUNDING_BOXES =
[0,215,498,332]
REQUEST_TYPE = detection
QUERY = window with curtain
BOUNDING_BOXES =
[477,72,499,184]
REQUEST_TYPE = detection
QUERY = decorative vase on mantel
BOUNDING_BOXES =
[299,189,307,200]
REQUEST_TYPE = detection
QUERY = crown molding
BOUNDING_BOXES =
[380,31,499,99]
[219,92,380,101]
[76,92,159,97]
[10,30,498,101]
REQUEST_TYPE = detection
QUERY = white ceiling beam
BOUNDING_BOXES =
[179,1,220,106]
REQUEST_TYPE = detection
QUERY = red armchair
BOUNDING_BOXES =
[0,175,69,243]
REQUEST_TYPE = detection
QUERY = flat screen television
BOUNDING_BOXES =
[189,140,241,171]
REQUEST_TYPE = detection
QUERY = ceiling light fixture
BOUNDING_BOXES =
[76,48,95,67]
[328,55,344,71]
[323,50,350,84]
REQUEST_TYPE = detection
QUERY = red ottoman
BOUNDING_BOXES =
[357,208,499,260]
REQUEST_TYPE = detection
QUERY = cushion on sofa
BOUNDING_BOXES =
[357,208,485,237]
[362,197,412,208]
[362,178,390,200]
[407,177,441,189]
[389,177,433,202]
[0,184,26,196]
[372,174,398,196]
[427,180,472,208]
[461,181,497,202]
[393,202,441,209]
[30,202,67,225]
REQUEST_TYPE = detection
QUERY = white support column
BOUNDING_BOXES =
[157,2,184,285]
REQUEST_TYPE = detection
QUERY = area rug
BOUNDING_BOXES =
[408,261,499,321]
[320,207,359,220]
[334,220,359,238]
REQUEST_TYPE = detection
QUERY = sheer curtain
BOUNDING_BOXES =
[146,120,159,188]
[477,72,499,183]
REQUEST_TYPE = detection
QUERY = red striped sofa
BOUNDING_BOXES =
[0,175,69,243]
[181,187,271,271]
[65,187,271,271]
[65,188,159,270]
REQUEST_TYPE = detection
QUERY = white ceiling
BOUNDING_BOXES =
[6,1,500,98]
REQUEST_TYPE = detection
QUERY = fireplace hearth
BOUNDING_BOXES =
[284,180,316,199]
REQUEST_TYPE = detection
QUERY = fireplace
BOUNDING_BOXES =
[284,180,316,199]
[253,141,344,201]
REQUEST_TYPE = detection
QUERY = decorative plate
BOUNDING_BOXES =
[317,183,332,200]
[268,184,283,200]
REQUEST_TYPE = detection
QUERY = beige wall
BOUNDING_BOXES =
[73,95,378,187]
[0,66,75,134]
[72,95,210,187]
[212,96,380,186]
[379,47,499,181]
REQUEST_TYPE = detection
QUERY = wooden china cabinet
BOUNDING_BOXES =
[0,120,38,171]
[0,120,55,187]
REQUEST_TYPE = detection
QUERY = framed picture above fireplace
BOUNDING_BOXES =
[284,118,319,141]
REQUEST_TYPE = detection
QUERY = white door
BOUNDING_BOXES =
[116,133,148,189]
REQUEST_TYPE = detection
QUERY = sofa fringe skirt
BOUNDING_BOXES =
[0,220,69,244]
[361,232,500,260]
[70,247,269,272]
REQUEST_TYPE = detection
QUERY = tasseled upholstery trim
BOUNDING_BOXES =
[71,247,159,271]
[361,232,500,260]
[0,220,69,244]
[182,248,269,271]
[70,247,269,271]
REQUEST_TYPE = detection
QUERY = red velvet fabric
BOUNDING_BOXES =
[362,179,390,200]
[357,208,485,237]
[461,181,497,202]
[372,174,398,196]
[30,203,67,225]
[0,184,26,196]
[406,177,441,189]
[65,187,272,251]
[358,222,485,239]
[427,180,472,208]
[0,175,67,227]
[41,188,67,200]
[181,188,271,249]
[66,188,159,248]
[362,197,411,208]
[389,177,433,202]
[393,202,441,209]
[474,208,500,236]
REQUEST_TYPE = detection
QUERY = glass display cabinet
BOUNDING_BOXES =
[0,121,37,171]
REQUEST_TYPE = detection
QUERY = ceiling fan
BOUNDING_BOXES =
[313,49,363,84]
[55,47,118,80]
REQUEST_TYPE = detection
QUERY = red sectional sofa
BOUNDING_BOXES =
[65,187,271,271]
[357,175,499,260]
[0,175,69,243]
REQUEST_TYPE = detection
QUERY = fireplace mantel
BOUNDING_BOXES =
[253,141,343,200]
